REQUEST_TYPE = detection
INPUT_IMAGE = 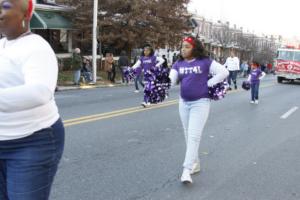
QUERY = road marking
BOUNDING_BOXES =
[63,82,276,127]
[63,100,178,127]
[280,107,299,119]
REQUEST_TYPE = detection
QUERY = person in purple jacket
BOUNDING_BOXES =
[132,44,165,107]
[169,36,229,184]
[247,61,266,104]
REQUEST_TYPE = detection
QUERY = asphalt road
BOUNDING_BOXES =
[51,76,300,200]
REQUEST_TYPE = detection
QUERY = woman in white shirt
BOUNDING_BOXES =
[0,0,64,199]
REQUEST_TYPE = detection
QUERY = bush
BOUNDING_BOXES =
[58,57,73,71]
[57,71,73,85]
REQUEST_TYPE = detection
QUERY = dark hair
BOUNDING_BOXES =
[178,36,208,61]
[141,44,154,57]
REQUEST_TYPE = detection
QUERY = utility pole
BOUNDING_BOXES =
[92,0,98,83]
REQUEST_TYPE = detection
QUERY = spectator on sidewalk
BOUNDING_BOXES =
[71,48,83,85]
[104,52,116,83]
[267,63,274,74]
[261,63,266,72]
[118,50,130,84]
[0,0,65,199]
[241,60,249,77]
[162,55,168,68]
[224,51,240,90]
[172,53,178,64]
[82,57,93,83]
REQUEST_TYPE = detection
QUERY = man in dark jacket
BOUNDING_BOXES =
[118,50,130,84]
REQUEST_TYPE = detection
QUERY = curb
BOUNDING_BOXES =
[57,75,276,92]
[56,82,134,91]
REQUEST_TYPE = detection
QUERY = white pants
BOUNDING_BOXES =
[179,98,210,170]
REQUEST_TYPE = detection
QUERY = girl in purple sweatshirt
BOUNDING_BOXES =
[132,44,164,107]
[247,61,266,104]
[169,36,229,184]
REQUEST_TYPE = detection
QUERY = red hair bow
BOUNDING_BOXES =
[183,37,195,47]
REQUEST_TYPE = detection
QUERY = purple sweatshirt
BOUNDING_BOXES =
[140,56,157,72]
[172,58,212,101]
[250,68,262,83]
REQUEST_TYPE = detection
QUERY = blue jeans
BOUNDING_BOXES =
[120,66,127,83]
[179,98,210,170]
[251,82,260,101]
[228,70,238,87]
[134,74,144,90]
[74,69,81,85]
[0,119,65,200]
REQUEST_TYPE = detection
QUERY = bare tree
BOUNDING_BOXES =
[212,22,234,50]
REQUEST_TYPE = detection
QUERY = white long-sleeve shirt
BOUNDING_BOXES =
[169,60,229,87]
[0,34,60,140]
[224,56,240,71]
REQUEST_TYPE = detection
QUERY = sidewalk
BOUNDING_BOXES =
[57,80,132,91]
[57,74,276,91]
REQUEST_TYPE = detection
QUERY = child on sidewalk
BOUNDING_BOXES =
[248,61,266,104]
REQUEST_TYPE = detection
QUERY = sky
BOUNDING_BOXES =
[188,0,300,39]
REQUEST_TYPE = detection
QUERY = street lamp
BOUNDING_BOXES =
[92,0,98,83]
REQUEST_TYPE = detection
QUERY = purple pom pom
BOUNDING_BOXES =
[208,75,229,101]
[123,67,136,82]
[143,67,171,104]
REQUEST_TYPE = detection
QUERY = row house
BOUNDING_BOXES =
[190,14,279,63]
[33,0,74,59]
[0,0,74,58]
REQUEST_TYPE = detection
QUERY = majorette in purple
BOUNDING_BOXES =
[172,58,212,101]
[250,68,262,83]
[140,56,157,72]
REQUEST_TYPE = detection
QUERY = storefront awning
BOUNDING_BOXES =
[30,10,72,30]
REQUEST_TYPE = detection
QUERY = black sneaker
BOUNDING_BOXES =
[234,85,237,90]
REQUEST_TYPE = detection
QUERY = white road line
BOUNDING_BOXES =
[280,107,299,119]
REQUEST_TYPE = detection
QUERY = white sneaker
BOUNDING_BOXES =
[141,102,150,107]
[255,100,259,104]
[250,101,255,104]
[190,161,201,175]
[181,169,193,184]
[134,90,139,93]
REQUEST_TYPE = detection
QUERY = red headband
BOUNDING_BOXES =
[183,37,195,47]
[24,0,34,20]
[28,0,33,19]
